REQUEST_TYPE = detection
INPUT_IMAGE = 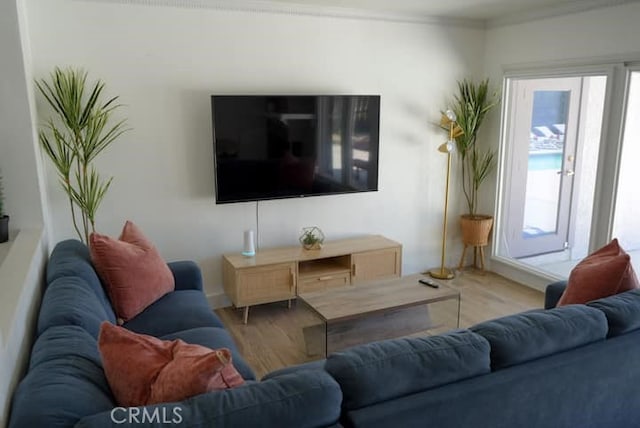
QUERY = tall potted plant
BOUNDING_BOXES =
[36,67,129,244]
[447,79,500,249]
[0,172,8,243]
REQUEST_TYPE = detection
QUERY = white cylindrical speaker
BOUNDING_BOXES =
[242,229,256,257]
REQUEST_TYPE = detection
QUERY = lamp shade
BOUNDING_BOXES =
[445,109,457,122]
[438,140,455,153]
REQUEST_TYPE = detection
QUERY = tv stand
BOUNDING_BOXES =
[222,235,402,323]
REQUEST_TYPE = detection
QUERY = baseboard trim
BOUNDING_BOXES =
[490,257,561,292]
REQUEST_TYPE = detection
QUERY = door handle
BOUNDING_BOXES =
[556,169,575,176]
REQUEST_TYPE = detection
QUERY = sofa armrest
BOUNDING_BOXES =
[167,261,203,292]
[545,280,567,309]
[75,371,342,428]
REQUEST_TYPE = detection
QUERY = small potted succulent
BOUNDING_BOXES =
[0,173,9,243]
[299,226,325,250]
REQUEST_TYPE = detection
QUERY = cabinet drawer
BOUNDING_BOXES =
[237,262,296,306]
[298,271,350,293]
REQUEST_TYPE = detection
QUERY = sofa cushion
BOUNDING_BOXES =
[9,326,114,428]
[29,325,102,371]
[46,239,116,320]
[90,220,175,322]
[75,370,342,428]
[557,239,639,306]
[471,305,608,370]
[262,359,327,381]
[325,330,490,410]
[161,327,256,381]
[37,276,113,338]
[124,290,224,336]
[588,289,640,337]
[47,239,99,284]
[99,322,244,407]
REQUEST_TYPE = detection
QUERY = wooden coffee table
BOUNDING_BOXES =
[298,273,461,356]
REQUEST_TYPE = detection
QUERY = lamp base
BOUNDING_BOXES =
[428,267,455,280]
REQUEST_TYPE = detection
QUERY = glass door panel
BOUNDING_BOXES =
[505,78,581,258]
[522,90,571,240]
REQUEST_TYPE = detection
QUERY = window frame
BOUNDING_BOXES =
[490,61,632,287]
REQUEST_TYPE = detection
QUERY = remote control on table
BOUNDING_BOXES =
[419,278,440,288]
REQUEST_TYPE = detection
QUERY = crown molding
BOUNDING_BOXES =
[487,0,640,28]
[74,0,486,29]
[74,0,640,30]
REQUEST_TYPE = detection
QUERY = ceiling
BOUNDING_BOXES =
[244,0,638,23]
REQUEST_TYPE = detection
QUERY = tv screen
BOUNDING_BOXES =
[211,95,380,204]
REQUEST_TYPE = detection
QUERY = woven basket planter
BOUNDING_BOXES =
[460,215,493,246]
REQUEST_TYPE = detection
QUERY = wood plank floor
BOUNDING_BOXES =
[216,269,544,379]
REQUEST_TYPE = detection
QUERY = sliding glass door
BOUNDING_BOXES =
[497,74,606,277]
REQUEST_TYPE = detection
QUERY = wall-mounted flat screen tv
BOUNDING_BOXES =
[211,95,380,204]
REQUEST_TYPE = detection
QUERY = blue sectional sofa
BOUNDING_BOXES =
[10,239,640,427]
[8,240,342,428]
[321,284,640,428]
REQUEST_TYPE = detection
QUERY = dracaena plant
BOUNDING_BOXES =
[36,67,129,244]
[447,79,500,217]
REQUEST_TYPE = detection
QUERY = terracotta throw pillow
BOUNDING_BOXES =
[557,239,639,306]
[90,221,175,322]
[98,322,244,407]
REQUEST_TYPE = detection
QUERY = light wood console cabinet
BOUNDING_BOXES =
[222,235,402,323]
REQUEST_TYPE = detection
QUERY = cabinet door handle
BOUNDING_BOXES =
[318,276,333,281]
[352,264,357,276]
[290,270,295,290]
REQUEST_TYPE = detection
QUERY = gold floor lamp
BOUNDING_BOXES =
[429,109,460,280]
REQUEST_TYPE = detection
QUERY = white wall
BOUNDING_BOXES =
[483,2,640,286]
[0,0,48,231]
[25,0,485,298]
[485,3,640,71]
[0,0,49,424]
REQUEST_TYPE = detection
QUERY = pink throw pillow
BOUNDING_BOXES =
[90,221,175,322]
[98,322,244,407]
[557,239,639,306]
